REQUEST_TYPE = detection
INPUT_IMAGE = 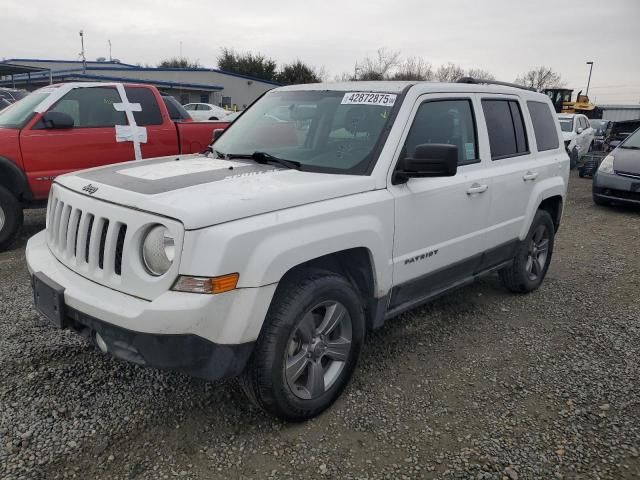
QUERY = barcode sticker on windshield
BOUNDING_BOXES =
[341,92,397,107]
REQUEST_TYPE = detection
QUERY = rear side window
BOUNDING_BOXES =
[125,87,163,126]
[403,99,479,166]
[527,101,559,151]
[482,99,529,160]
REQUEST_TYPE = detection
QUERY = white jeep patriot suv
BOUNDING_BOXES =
[26,79,568,421]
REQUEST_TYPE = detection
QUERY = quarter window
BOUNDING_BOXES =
[125,87,163,126]
[527,101,559,151]
[48,87,126,128]
[403,99,479,166]
[482,99,529,160]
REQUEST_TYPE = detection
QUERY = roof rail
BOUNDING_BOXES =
[456,77,536,92]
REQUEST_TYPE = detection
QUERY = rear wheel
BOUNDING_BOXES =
[240,271,365,421]
[0,186,23,251]
[500,210,555,293]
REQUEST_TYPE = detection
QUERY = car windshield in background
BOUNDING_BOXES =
[620,129,640,149]
[213,90,398,174]
[559,119,573,132]
[0,91,50,128]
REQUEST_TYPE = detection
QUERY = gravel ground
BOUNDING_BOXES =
[1,172,639,480]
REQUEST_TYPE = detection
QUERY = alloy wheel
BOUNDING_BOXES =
[526,225,550,281]
[284,300,353,400]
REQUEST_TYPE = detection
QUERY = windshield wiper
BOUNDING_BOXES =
[223,152,301,170]
[620,145,640,150]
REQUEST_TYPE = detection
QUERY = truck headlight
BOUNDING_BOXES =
[141,225,175,276]
[598,155,615,174]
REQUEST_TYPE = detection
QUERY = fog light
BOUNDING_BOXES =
[95,332,108,353]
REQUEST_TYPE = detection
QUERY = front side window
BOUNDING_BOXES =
[482,99,528,159]
[213,90,399,174]
[527,101,559,151]
[47,87,126,128]
[402,99,478,166]
[184,104,197,111]
[559,118,573,132]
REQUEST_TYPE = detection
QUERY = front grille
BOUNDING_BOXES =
[47,198,127,277]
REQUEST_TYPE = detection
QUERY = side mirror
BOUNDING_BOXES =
[576,127,584,134]
[394,144,458,184]
[211,128,224,143]
[41,111,74,129]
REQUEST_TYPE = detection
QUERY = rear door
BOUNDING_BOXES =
[19,86,134,199]
[124,86,179,159]
[478,96,536,250]
[388,93,494,310]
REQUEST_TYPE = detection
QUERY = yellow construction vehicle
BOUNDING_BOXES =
[543,88,596,117]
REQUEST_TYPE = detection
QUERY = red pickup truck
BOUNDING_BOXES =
[0,82,229,250]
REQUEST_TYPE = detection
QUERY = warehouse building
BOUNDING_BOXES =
[597,104,640,122]
[0,58,280,110]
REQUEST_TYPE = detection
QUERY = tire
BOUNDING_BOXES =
[500,210,555,293]
[579,169,585,178]
[240,271,365,421]
[569,148,579,170]
[0,186,24,252]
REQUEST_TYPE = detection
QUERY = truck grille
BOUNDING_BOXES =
[47,197,127,277]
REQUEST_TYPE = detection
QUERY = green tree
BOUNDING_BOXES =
[277,60,322,85]
[217,48,278,82]
[158,57,201,68]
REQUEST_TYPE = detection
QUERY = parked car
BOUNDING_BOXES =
[183,102,230,121]
[0,82,230,250]
[558,113,595,169]
[592,126,640,207]
[589,119,611,150]
[26,79,568,421]
[0,88,28,112]
[602,119,640,152]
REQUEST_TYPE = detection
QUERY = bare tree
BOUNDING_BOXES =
[514,66,564,91]
[391,57,434,81]
[435,63,466,82]
[466,68,495,81]
[355,48,401,81]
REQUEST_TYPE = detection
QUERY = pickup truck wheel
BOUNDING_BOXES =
[500,210,555,293]
[0,186,23,251]
[240,272,365,421]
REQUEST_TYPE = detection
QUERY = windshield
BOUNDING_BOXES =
[0,90,50,129]
[620,128,640,149]
[212,89,398,174]
[559,118,573,132]
[590,119,608,133]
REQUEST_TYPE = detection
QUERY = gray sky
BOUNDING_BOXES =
[2,0,638,104]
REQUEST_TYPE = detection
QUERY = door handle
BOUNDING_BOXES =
[523,171,539,181]
[466,183,489,195]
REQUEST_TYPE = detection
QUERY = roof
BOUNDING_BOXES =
[2,58,282,86]
[0,62,50,76]
[598,105,640,110]
[558,114,579,118]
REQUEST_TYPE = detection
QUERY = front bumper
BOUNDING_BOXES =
[593,171,640,206]
[26,230,278,381]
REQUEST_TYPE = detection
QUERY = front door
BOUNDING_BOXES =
[388,94,493,311]
[20,86,134,199]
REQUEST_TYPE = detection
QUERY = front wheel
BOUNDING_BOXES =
[500,210,555,293]
[240,271,365,421]
[569,148,579,170]
[0,186,24,252]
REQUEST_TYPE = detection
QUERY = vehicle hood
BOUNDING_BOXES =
[612,147,640,175]
[0,127,22,166]
[562,132,576,142]
[55,154,377,229]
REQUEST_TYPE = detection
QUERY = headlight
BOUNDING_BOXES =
[598,155,615,174]
[141,225,175,276]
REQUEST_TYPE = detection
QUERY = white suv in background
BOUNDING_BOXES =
[27,79,569,421]
[183,102,231,121]
[558,113,595,168]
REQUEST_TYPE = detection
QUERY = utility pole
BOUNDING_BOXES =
[108,39,112,62]
[585,61,594,97]
[79,30,87,73]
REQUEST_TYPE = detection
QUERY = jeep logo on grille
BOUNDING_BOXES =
[82,184,99,195]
